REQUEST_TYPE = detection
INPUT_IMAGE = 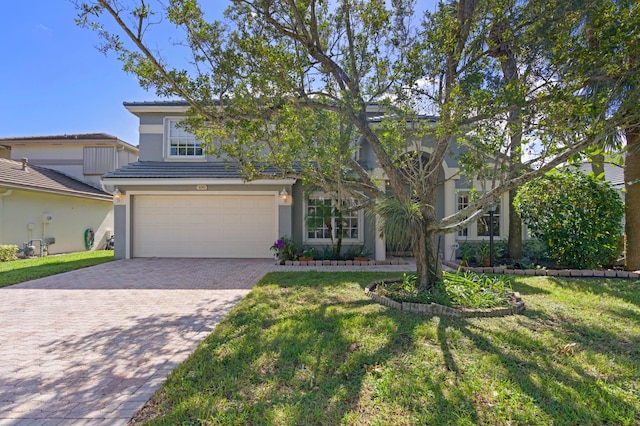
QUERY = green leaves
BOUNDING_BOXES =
[514,169,624,269]
[374,196,424,252]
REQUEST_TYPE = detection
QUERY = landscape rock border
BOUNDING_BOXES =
[365,279,525,318]
[442,260,640,280]
[281,258,409,267]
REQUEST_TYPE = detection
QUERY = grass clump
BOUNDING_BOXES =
[376,271,513,308]
[131,272,640,426]
[0,250,114,288]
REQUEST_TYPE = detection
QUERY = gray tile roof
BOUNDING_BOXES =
[0,158,112,200]
[123,100,190,107]
[102,161,287,180]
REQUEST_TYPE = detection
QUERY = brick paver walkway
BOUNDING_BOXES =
[0,258,274,425]
[0,257,415,425]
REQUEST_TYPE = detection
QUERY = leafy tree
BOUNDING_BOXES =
[75,0,638,289]
[514,170,624,269]
[555,0,640,270]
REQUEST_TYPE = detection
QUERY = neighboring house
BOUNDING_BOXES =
[105,101,513,261]
[0,158,113,254]
[579,159,625,201]
[0,133,138,189]
[0,134,139,255]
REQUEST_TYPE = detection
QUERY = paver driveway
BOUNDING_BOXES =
[0,258,275,425]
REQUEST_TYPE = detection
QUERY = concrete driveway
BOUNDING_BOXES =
[0,258,275,425]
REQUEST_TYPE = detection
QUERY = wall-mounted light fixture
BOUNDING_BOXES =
[279,188,291,205]
[113,187,125,205]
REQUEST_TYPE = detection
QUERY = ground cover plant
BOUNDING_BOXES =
[375,271,514,308]
[131,272,639,425]
[0,250,114,288]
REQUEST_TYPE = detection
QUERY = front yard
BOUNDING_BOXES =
[0,250,114,288]
[132,271,640,425]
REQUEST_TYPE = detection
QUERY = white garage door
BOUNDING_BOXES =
[133,195,277,258]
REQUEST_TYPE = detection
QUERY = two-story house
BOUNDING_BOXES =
[104,101,513,261]
[0,134,138,254]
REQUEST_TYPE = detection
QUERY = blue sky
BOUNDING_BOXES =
[1,1,437,146]
[0,2,153,145]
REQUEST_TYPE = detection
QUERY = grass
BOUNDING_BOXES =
[131,271,640,425]
[0,250,114,288]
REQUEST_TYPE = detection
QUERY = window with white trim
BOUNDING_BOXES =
[477,202,500,237]
[305,196,362,242]
[457,193,469,237]
[166,119,204,158]
[455,191,501,239]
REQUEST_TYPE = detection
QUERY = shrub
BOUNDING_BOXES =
[0,245,19,262]
[514,169,624,269]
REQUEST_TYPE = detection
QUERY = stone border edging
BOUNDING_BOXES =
[364,279,525,318]
[442,260,640,280]
[281,258,409,267]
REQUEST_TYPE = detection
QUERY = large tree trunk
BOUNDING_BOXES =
[414,223,443,292]
[624,127,640,271]
[507,188,523,259]
[489,19,523,260]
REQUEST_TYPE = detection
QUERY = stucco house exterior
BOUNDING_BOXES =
[0,134,139,254]
[105,101,514,261]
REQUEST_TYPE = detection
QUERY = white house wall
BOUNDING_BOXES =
[0,189,113,254]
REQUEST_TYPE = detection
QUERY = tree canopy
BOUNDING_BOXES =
[76,0,640,286]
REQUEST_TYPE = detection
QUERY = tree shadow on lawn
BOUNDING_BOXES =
[148,276,480,425]
[437,305,640,425]
[510,278,552,296]
[138,272,639,425]
[548,276,640,307]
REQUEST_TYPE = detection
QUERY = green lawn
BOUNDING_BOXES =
[131,271,640,425]
[0,250,115,288]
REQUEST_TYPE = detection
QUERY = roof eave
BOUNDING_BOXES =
[101,177,297,186]
[0,183,112,201]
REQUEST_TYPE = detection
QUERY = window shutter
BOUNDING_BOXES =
[83,146,115,175]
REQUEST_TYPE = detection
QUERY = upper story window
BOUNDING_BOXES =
[305,196,363,243]
[166,119,204,158]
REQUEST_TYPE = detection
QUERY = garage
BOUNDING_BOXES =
[132,194,277,258]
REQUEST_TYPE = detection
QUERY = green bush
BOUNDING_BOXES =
[0,245,19,262]
[514,169,624,269]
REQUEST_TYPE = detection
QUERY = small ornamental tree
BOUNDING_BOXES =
[514,170,624,269]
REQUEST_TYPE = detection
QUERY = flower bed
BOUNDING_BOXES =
[365,278,525,318]
[280,258,409,266]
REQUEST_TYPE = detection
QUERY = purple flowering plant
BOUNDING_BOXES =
[270,236,300,261]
